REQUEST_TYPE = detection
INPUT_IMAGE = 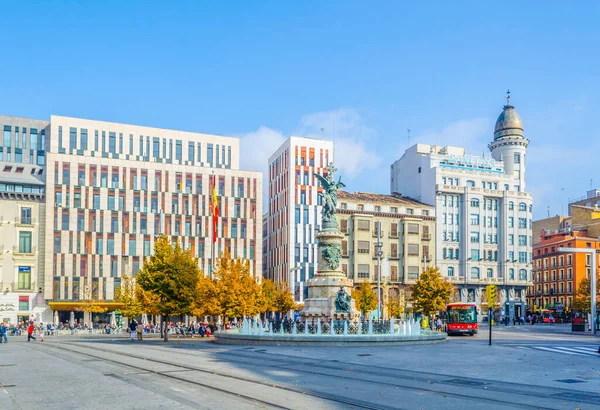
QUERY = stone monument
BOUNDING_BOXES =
[302,163,359,320]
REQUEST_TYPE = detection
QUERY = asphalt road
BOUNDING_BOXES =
[1,324,599,410]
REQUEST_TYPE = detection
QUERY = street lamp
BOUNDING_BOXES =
[374,221,383,320]
[558,248,597,335]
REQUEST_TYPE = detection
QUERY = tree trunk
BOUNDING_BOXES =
[163,315,169,342]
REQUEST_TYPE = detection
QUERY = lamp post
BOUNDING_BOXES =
[558,248,597,335]
[375,221,383,320]
[289,265,301,319]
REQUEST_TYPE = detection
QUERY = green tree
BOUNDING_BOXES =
[410,266,455,317]
[354,282,377,317]
[213,251,261,319]
[136,235,202,342]
[273,282,296,314]
[572,274,600,313]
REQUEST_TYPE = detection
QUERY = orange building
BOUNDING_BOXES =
[528,229,600,310]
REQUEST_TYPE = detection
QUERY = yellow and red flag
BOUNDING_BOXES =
[212,176,219,243]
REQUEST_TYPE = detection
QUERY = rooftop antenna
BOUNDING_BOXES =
[320,128,324,138]
[590,179,593,190]
[506,89,511,106]
[407,129,411,147]
[547,205,550,218]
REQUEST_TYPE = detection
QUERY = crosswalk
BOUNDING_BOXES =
[512,344,600,356]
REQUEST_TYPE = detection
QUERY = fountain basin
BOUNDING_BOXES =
[214,331,446,346]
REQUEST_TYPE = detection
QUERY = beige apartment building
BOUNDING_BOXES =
[336,191,436,315]
[43,115,262,323]
[0,116,49,324]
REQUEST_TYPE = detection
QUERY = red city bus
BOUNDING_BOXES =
[446,303,478,336]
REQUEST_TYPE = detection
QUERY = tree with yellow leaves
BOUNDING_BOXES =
[410,266,455,317]
[386,288,406,318]
[76,282,107,315]
[354,282,377,317]
[191,273,221,318]
[212,251,261,319]
[136,235,202,342]
[257,279,278,315]
[273,282,296,314]
[115,274,144,320]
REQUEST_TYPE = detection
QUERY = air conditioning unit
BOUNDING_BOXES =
[55,203,62,208]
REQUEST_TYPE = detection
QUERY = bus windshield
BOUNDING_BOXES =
[447,305,477,324]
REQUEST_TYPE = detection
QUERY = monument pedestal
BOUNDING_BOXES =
[301,230,359,321]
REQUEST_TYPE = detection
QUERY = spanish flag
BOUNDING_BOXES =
[212,177,219,243]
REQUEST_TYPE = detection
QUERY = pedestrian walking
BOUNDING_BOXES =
[129,320,137,341]
[27,321,36,342]
[0,322,7,343]
[136,323,143,341]
[39,323,45,342]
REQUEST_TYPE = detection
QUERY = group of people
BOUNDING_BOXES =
[0,321,50,343]
[127,320,216,341]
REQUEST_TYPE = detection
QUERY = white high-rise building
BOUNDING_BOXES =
[265,137,333,302]
[390,100,532,318]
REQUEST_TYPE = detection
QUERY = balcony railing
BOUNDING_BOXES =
[389,231,399,238]
[16,217,35,226]
[372,230,385,237]
[13,246,37,255]
[357,249,370,254]
[422,233,431,241]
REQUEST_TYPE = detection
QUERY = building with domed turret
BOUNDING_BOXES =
[390,96,533,320]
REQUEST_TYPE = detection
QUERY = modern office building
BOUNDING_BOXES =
[0,116,49,324]
[336,191,436,317]
[42,115,262,323]
[390,99,533,318]
[265,136,333,302]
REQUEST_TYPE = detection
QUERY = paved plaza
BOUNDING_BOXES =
[1,325,599,409]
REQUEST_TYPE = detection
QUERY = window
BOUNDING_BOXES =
[508,234,514,245]
[21,207,32,224]
[508,201,514,210]
[176,140,182,161]
[470,232,480,243]
[70,127,77,150]
[109,132,116,153]
[518,235,527,246]
[447,267,454,277]
[4,125,11,146]
[519,252,527,263]
[466,180,475,187]
[407,266,419,280]
[519,202,527,211]
[470,199,479,207]
[518,218,527,229]
[357,264,370,279]
[407,244,419,255]
[19,232,32,253]
[357,220,370,231]
[509,268,515,280]
[487,268,493,278]
[470,214,479,225]
[406,208,414,215]
[508,217,514,228]
[18,267,31,289]
[519,269,527,281]
[96,238,103,255]
[470,267,480,279]
[19,296,29,311]
[407,223,419,234]
[471,250,480,261]
[514,153,521,163]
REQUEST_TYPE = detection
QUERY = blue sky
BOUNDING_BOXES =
[2,1,599,219]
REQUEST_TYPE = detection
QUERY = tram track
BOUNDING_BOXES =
[33,342,387,410]
[34,341,585,410]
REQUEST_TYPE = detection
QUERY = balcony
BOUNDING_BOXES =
[422,233,432,241]
[389,252,399,260]
[389,231,399,238]
[13,246,37,256]
[16,217,35,227]
[372,230,385,237]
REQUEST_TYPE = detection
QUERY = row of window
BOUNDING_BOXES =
[445,266,528,280]
[535,282,573,294]
[536,269,574,282]
[2,125,46,150]
[60,127,232,168]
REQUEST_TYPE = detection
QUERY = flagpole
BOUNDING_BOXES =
[211,172,215,279]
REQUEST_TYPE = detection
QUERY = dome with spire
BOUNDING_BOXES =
[493,93,524,140]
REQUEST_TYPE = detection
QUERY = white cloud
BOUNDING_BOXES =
[295,108,381,178]
[411,118,492,156]
[239,125,286,173]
